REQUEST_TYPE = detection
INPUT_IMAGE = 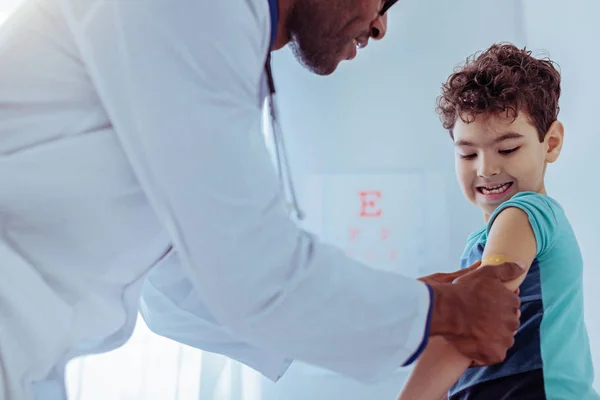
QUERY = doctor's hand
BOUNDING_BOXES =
[417,260,481,285]
[426,261,525,366]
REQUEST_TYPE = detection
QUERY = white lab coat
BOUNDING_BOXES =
[0,0,431,398]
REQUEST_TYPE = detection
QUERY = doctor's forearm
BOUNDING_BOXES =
[203,227,433,382]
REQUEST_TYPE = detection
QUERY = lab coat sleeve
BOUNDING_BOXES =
[139,251,292,382]
[64,0,433,382]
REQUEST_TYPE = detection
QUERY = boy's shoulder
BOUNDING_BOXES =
[501,191,563,211]
[487,191,566,229]
[466,192,565,236]
[460,192,570,262]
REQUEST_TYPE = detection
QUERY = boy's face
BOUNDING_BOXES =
[453,112,563,218]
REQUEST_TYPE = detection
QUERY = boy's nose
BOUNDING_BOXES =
[477,159,501,178]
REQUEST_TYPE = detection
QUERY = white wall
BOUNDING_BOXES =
[271,0,525,265]
[259,0,538,398]
[261,0,600,398]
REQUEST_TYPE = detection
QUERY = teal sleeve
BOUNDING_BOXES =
[486,192,560,257]
[460,227,486,263]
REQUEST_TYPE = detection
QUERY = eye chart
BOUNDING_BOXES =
[297,171,450,278]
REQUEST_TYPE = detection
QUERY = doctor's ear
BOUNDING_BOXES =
[544,120,564,164]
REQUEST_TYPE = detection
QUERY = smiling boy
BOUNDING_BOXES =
[397,43,599,400]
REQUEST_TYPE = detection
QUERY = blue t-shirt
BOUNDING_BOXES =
[449,192,599,399]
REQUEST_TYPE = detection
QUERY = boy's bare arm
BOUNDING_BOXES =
[397,337,471,400]
[397,207,536,400]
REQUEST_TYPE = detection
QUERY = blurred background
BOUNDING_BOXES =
[1,0,598,398]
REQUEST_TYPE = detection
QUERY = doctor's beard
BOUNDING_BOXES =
[286,0,355,76]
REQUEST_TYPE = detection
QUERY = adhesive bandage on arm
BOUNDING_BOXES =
[481,254,510,266]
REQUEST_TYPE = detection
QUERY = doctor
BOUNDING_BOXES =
[0,0,524,398]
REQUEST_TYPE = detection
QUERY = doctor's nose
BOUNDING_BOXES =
[370,13,387,40]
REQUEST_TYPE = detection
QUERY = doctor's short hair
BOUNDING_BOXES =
[436,42,561,142]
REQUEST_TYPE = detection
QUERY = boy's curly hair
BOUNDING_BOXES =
[436,43,561,141]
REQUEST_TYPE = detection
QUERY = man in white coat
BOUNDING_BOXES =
[0,0,524,398]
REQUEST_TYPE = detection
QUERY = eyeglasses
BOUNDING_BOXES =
[380,0,398,16]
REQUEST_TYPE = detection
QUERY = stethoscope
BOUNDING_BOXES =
[264,54,305,221]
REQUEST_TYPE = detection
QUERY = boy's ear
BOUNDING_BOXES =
[545,121,564,163]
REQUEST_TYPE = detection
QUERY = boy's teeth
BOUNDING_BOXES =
[481,183,510,194]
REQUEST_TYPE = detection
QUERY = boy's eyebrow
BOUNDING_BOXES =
[454,132,525,147]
